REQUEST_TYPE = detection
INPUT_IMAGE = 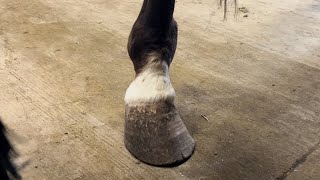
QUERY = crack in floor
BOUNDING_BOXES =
[276,140,320,180]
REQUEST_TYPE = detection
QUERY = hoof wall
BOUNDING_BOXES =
[124,102,195,166]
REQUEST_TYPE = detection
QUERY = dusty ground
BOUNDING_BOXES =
[0,0,320,179]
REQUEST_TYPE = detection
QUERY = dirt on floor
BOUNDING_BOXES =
[0,0,320,179]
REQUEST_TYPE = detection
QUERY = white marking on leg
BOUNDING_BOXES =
[125,57,176,105]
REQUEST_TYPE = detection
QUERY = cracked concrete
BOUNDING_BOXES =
[286,145,320,180]
[0,0,320,179]
[277,141,320,180]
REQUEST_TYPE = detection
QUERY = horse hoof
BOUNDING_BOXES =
[124,101,195,166]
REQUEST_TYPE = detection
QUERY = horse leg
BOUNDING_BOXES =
[124,0,195,166]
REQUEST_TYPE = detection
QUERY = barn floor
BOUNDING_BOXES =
[0,0,320,179]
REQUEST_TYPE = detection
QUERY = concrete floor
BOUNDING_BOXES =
[0,0,320,179]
